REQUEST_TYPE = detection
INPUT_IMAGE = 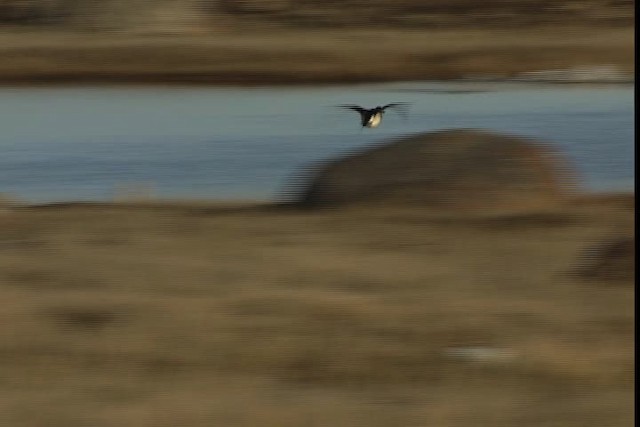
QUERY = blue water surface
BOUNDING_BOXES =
[0,82,634,202]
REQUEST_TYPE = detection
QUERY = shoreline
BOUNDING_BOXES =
[2,190,633,211]
[0,75,634,88]
[0,66,633,87]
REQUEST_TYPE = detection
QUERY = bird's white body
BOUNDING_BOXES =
[339,103,407,128]
[366,112,383,128]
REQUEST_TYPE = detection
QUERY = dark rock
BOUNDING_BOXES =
[219,0,291,14]
[0,0,65,25]
[292,129,577,210]
[574,237,635,283]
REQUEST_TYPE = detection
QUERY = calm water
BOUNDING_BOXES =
[0,82,634,203]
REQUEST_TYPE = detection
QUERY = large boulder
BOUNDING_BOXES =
[573,237,635,283]
[293,129,577,210]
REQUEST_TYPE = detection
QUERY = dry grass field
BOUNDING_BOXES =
[0,194,634,426]
[0,0,634,84]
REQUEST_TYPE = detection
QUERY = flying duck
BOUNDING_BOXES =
[338,103,408,128]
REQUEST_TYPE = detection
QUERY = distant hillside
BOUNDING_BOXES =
[0,0,634,31]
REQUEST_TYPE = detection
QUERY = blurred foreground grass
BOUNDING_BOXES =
[0,194,634,426]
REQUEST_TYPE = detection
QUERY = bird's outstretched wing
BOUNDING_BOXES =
[381,102,410,118]
[381,102,407,109]
[338,104,367,114]
[337,105,370,127]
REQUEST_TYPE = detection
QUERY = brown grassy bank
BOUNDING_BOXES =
[0,193,634,426]
[0,0,634,84]
[0,26,633,85]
